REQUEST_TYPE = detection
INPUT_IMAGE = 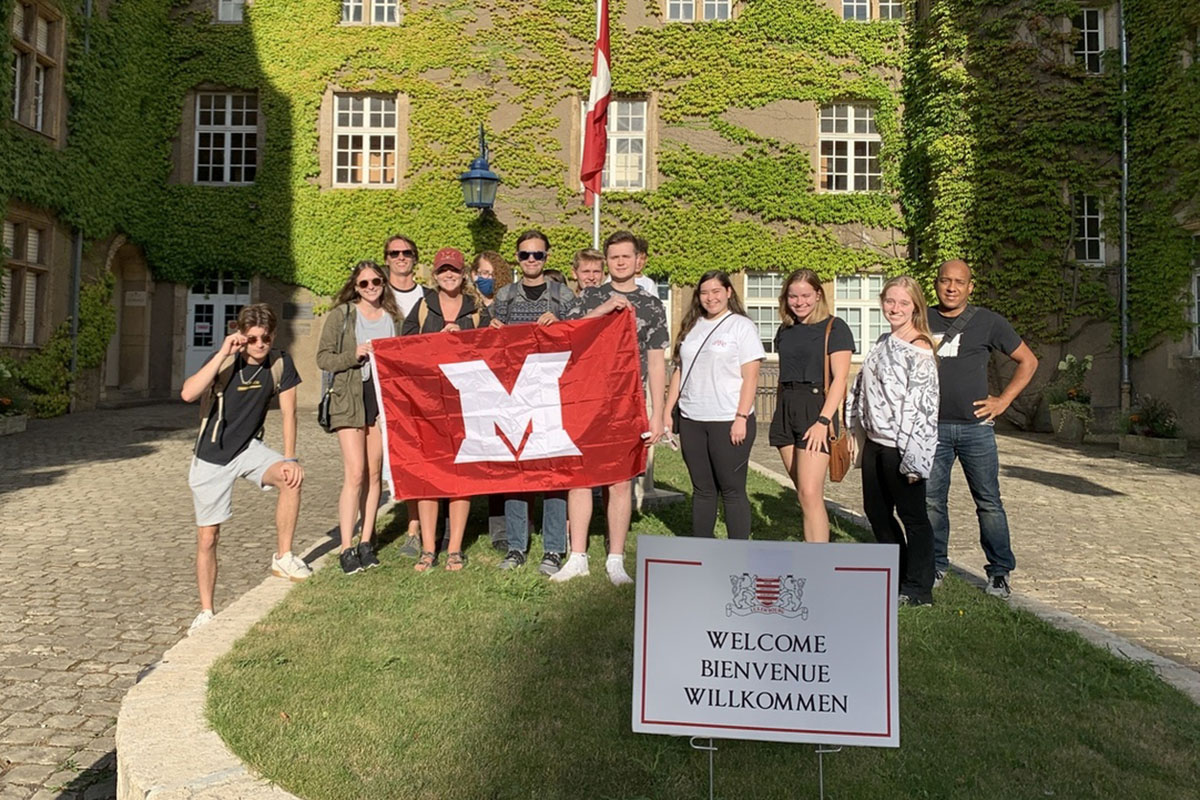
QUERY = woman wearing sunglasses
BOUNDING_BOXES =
[317,259,405,575]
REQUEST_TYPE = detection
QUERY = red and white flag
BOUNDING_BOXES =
[580,0,611,205]
[371,312,648,501]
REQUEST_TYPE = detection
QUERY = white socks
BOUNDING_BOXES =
[606,554,633,586]
[548,552,633,586]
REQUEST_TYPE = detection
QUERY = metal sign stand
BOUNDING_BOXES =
[689,737,717,800]
[815,744,842,799]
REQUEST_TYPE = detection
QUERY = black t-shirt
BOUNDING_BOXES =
[523,282,548,301]
[774,316,855,384]
[927,305,1022,423]
[195,351,301,466]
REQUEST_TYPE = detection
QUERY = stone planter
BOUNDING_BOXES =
[1119,434,1188,459]
[0,414,27,436]
[1050,407,1087,444]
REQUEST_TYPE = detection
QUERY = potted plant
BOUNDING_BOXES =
[1120,395,1187,458]
[1044,354,1093,443]
[0,361,29,436]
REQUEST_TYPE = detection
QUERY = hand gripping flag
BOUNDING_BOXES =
[580,0,611,205]
[370,311,648,500]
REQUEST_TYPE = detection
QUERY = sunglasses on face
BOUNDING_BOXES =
[245,334,272,345]
[357,278,383,288]
[517,250,547,262]
[387,249,416,259]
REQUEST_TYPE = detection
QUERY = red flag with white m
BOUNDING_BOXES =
[370,311,648,500]
[580,0,611,205]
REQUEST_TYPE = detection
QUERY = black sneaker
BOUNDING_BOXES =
[498,550,526,570]
[357,540,380,570]
[933,570,946,589]
[986,574,1011,600]
[899,593,932,607]
[339,548,363,575]
[538,551,564,576]
[492,538,510,553]
[397,535,420,558]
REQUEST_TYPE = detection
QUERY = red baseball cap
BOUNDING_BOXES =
[433,247,465,272]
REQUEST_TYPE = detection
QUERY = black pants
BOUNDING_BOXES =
[679,416,755,540]
[861,439,935,602]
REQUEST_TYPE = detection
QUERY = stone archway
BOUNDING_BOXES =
[103,238,155,398]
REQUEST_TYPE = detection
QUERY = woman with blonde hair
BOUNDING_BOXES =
[847,275,940,605]
[317,260,404,574]
[767,269,854,542]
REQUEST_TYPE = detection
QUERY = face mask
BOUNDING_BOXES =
[474,277,495,297]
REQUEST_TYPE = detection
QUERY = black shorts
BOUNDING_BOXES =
[363,375,380,428]
[768,383,838,453]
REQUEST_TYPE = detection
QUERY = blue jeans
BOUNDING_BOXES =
[926,422,1016,577]
[504,492,567,554]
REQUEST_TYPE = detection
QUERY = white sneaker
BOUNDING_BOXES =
[606,555,633,586]
[271,551,313,582]
[549,553,589,583]
[188,610,214,636]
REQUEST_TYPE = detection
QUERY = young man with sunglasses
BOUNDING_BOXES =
[384,234,425,318]
[181,303,307,636]
[484,229,580,575]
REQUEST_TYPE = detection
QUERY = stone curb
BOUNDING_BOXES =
[748,459,1200,706]
[113,536,337,800]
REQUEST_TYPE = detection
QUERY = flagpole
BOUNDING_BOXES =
[591,0,602,250]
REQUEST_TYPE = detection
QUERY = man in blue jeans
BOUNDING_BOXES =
[926,260,1038,599]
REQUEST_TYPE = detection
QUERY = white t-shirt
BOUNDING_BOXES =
[678,312,765,422]
[635,274,657,296]
[392,284,424,318]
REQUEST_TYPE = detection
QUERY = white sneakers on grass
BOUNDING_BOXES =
[271,551,313,582]
[548,553,633,586]
[606,555,633,586]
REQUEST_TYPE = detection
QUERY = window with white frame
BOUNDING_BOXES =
[820,103,881,192]
[333,94,397,187]
[2,217,46,346]
[667,1,731,21]
[879,0,904,20]
[217,0,244,22]
[9,1,61,138]
[603,98,648,191]
[195,92,258,184]
[1073,9,1104,74]
[1072,193,1104,263]
[843,0,869,21]
[744,272,783,355]
[341,0,400,25]
[834,274,886,358]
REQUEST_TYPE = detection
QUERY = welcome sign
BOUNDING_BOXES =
[632,537,900,747]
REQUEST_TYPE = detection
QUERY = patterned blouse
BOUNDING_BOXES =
[846,333,940,479]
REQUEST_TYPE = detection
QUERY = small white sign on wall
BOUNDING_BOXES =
[124,290,147,307]
[633,537,900,748]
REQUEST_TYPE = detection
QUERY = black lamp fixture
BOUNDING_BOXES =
[459,124,501,210]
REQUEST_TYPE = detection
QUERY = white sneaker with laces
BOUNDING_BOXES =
[271,551,313,582]
[549,553,589,583]
[606,555,633,586]
[188,609,214,636]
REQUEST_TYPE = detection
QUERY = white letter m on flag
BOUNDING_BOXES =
[439,352,583,463]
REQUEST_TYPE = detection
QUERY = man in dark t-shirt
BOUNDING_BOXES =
[181,303,307,636]
[926,260,1038,599]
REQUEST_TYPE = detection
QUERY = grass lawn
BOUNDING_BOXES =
[208,450,1200,799]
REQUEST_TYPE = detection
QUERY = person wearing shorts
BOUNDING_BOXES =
[182,303,307,636]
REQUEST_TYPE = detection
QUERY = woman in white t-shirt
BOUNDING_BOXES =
[663,270,765,539]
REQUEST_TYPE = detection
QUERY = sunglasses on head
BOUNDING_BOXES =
[517,250,547,262]
[245,334,272,345]
[357,278,383,288]
[387,248,416,259]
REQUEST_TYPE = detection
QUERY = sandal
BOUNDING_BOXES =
[445,552,466,572]
[414,552,436,573]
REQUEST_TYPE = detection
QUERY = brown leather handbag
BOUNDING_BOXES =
[823,318,852,482]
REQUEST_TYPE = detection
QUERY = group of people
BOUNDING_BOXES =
[181,224,1036,633]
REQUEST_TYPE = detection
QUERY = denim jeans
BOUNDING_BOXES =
[504,492,567,554]
[926,422,1016,577]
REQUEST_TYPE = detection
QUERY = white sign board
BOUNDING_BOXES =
[632,537,899,748]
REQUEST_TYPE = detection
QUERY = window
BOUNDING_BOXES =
[603,99,648,191]
[834,274,886,358]
[341,0,400,25]
[843,0,869,21]
[667,0,730,21]
[1073,9,1104,74]
[879,0,904,20]
[194,93,258,184]
[820,103,881,192]
[333,94,397,187]
[1072,193,1104,264]
[9,1,61,138]
[1,217,47,346]
[1191,235,1200,355]
[744,272,783,354]
[217,0,244,22]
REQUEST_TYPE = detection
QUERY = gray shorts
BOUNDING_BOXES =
[188,439,282,527]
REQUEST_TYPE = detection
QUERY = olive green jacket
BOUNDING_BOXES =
[315,303,401,430]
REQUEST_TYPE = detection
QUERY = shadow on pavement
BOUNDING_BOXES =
[1001,464,1126,497]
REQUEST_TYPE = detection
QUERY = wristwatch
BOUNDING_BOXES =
[816,415,831,426]
[736,412,749,419]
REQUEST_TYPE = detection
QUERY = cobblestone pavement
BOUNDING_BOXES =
[0,404,345,799]
[751,430,1200,670]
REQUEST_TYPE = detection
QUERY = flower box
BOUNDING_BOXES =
[1119,434,1187,459]
[0,414,27,436]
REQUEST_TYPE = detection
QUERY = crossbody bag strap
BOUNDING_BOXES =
[679,312,734,395]
[935,303,978,353]
[822,317,843,437]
